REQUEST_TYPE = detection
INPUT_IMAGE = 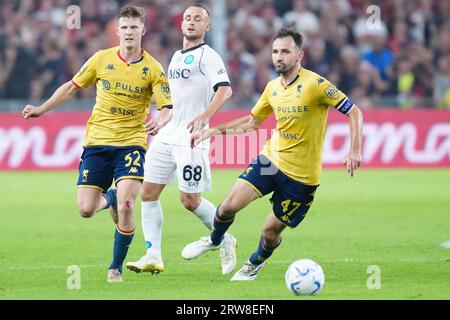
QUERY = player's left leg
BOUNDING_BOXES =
[232,168,319,281]
[175,144,216,231]
[181,180,260,260]
[107,146,146,282]
[180,191,237,274]
[107,178,141,282]
[231,213,286,281]
[179,192,215,230]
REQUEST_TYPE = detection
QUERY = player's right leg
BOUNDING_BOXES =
[76,147,115,219]
[126,140,176,274]
[174,144,216,231]
[126,182,166,274]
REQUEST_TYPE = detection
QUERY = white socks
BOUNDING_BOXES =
[193,197,216,230]
[141,200,163,257]
[141,197,216,258]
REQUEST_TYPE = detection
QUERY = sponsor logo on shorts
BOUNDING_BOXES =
[129,167,138,174]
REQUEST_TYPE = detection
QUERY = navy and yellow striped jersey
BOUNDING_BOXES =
[251,67,354,185]
[72,46,172,150]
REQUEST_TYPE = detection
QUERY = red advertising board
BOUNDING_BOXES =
[1,109,449,170]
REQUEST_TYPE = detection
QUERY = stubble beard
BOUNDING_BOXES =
[275,63,293,75]
[184,33,201,41]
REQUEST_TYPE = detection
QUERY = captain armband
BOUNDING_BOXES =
[335,97,354,116]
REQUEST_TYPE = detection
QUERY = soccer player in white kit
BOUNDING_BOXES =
[126,4,237,275]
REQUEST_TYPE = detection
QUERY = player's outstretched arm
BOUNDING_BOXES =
[187,86,232,133]
[22,81,80,119]
[191,114,263,148]
[343,105,363,177]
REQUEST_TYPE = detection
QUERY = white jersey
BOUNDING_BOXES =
[156,43,230,149]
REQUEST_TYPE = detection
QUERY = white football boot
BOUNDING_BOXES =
[182,233,236,263]
[231,261,266,281]
[126,253,164,274]
[220,234,237,275]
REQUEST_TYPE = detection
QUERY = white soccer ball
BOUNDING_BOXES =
[285,259,325,296]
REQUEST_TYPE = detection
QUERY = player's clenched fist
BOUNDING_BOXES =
[22,105,44,119]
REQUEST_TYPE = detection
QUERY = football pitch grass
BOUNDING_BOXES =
[1,169,449,300]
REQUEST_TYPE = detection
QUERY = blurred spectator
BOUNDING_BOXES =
[0,0,448,109]
[337,45,359,94]
[232,74,259,108]
[388,20,410,54]
[0,44,38,99]
[433,24,450,65]
[283,0,320,36]
[434,54,450,108]
[304,38,330,76]
[361,32,393,81]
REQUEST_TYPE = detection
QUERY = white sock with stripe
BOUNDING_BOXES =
[141,200,163,257]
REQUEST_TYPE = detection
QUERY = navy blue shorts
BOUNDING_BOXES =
[77,146,145,191]
[238,155,319,228]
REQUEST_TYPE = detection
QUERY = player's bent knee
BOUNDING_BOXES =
[141,191,159,202]
[220,198,241,216]
[77,206,95,218]
[180,197,201,212]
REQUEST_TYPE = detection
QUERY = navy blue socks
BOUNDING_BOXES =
[249,235,282,265]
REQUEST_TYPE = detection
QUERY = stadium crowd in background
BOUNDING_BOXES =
[1,0,450,108]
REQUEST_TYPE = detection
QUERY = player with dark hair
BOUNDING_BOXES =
[183,27,363,281]
[22,5,173,282]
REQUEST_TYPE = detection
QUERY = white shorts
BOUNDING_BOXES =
[144,140,211,193]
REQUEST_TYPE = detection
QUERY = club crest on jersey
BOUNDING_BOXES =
[142,67,149,76]
[161,82,171,99]
[297,85,302,92]
[296,85,302,97]
[324,85,339,100]
[184,55,194,64]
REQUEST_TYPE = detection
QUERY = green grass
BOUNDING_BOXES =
[0,169,449,300]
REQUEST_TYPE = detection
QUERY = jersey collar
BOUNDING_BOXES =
[181,43,206,54]
[281,67,303,88]
[117,49,144,64]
